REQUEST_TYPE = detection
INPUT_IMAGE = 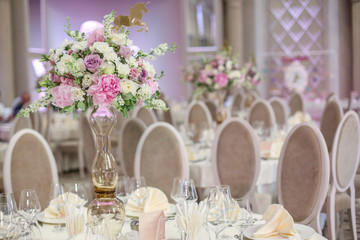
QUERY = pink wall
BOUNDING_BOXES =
[45,0,185,100]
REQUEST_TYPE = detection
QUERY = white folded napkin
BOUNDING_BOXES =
[270,141,284,159]
[64,205,85,238]
[253,204,297,239]
[288,111,312,128]
[44,192,87,219]
[126,187,169,213]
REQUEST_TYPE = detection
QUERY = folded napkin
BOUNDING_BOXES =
[139,210,165,240]
[126,187,169,213]
[44,192,87,219]
[288,111,312,128]
[253,204,297,239]
[64,205,85,238]
[270,141,284,159]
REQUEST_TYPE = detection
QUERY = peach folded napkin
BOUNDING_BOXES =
[139,210,165,240]
[253,204,297,239]
[126,187,169,213]
[64,205,85,238]
[44,192,87,219]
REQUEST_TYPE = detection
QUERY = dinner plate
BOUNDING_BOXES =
[189,157,208,163]
[243,223,315,240]
[36,211,66,224]
[126,203,176,218]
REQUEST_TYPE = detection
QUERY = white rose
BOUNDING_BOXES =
[90,42,111,53]
[99,62,115,74]
[142,61,156,77]
[228,70,241,79]
[77,58,85,72]
[121,80,138,96]
[225,60,232,71]
[104,51,117,62]
[218,65,225,72]
[72,41,87,52]
[71,87,85,102]
[116,62,130,76]
[205,64,213,74]
[127,56,138,68]
[111,33,127,45]
[206,78,212,85]
[82,73,94,87]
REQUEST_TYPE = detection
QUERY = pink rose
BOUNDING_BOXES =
[51,83,73,108]
[138,58,143,67]
[87,74,121,106]
[119,46,133,59]
[84,54,104,72]
[199,70,208,83]
[129,67,139,81]
[145,78,158,94]
[139,68,148,82]
[60,77,76,86]
[87,28,105,47]
[214,73,229,87]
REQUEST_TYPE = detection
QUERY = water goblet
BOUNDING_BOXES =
[116,176,131,205]
[171,177,198,203]
[49,183,67,231]
[232,198,252,240]
[67,182,88,209]
[130,176,149,210]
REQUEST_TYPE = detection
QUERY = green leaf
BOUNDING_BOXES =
[78,102,86,111]
[60,106,71,114]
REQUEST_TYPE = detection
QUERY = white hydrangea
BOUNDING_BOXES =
[225,60,232,71]
[151,43,168,56]
[90,42,113,54]
[127,56,138,68]
[111,33,127,45]
[112,95,125,107]
[99,62,115,74]
[59,39,75,51]
[72,41,87,52]
[121,80,138,96]
[104,50,117,62]
[49,48,64,63]
[149,99,167,110]
[137,84,152,101]
[142,61,156,77]
[83,73,94,87]
[71,87,85,102]
[116,62,130,76]
[57,54,75,75]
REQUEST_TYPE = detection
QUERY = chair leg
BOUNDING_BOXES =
[348,184,357,240]
[326,186,337,240]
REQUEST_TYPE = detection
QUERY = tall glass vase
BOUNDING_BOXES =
[215,90,228,125]
[87,106,125,238]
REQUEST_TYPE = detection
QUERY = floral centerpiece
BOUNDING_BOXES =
[19,11,175,118]
[240,60,262,89]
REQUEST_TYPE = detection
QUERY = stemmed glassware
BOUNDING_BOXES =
[67,182,88,209]
[232,198,252,240]
[171,177,198,203]
[130,176,149,210]
[116,176,131,206]
[49,183,67,231]
[18,189,42,239]
[0,193,17,240]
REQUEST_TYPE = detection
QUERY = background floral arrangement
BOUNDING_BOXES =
[19,11,176,118]
[241,61,262,89]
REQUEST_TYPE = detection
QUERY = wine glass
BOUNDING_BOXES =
[130,176,149,210]
[67,182,88,208]
[18,189,41,239]
[232,198,252,240]
[49,183,67,231]
[0,193,17,240]
[116,176,131,205]
[171,177,198,203]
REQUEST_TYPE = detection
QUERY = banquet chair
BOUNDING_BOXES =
[30,111,42,133]
[289,92,304,116]
[231,92,243,116]
[241,92,258,110]
[3,129,59,209]
[320,98,343,153]
[277,123,330,233]
[269,97,287,127]
[133,106,157,127]
[117,118,146,177]
[78,113,96,178]
[248,99,276,131]
[134,122,188,199]
[10,116,32,137]
[154,95,174,125]
[205,100,217,121]
[322,111,360,240]
[185,101,213,130]
[325,92,336,104]
[212,118,270,213]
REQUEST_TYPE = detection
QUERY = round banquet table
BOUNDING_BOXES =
[37,214,327,240]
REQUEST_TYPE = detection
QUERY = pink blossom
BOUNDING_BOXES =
[199,70,208,83]
[145,78,159,94]
[129,67,139,81]
[51,83,73,108]
[60,77,76,86]
[84,54,103,72]
[214,73,229,87]
[119,46,133,59]
[50,69,61,83]
[87,74,121,106]
[215,55,225,66]
[139,68,148,82]
[87,28,105,47]
[138,58,143,67]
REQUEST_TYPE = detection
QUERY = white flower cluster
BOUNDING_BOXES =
[57,54,84,77]
[151,43,168,56]
[142,61,156,77]
[111,33,133,46]
[112,95,125,107]
[137,84,152,101]
[82,73,94,87]
[18,94,53,117]
[71,87,85,102]
[148,98,167,110]
[90,42,117,61]
[127,56,138,68]
[72,41,87,52]
[115,61,130,76]
[121,80,138,96]
[102,11,115,38]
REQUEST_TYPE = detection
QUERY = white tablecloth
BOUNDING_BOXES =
[0,123,13,141]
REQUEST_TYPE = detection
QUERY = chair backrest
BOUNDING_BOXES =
[79,114,96,171]
[241,92,258,110]
[134,107,157,127]
[326,92,336,103]
[289,92,304,116]
[248,99,276,130]
[212,118,260,198]
[278,123,329,225]
[3,129,59,209]
[231,93,243,115]
[185,101,213,131]
[30,111,42,133]
[320,99,343,153]
[331,111,360,192]
[10,117,32,137]
[269,97,287,127]
[119,118,146,177]
[134,122,188,199]
[205,100,217,121]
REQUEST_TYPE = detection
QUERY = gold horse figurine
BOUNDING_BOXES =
[113,2,149,32]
